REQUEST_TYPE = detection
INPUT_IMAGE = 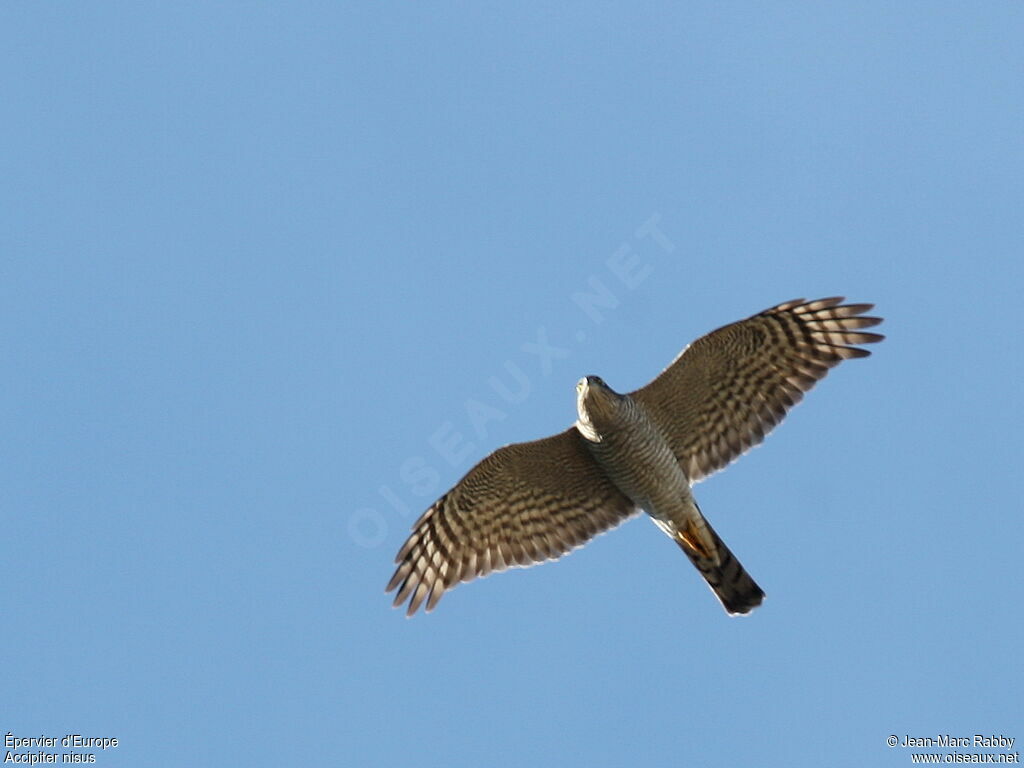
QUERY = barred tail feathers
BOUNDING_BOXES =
[673,515,765,616]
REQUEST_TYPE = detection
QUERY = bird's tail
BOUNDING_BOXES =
[672,513,765,616]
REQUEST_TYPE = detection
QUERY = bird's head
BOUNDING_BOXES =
[575,375,621,438]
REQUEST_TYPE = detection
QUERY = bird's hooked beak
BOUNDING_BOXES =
[575,376,617,441]
[576,375,601,404]
[575,377,589,412]
[576,375,616,414]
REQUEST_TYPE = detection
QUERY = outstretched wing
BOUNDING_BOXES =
[631,297,884,483]
[386,428,637,615]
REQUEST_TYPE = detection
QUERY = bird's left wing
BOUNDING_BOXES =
[387,427,638,615]
[630,297,883,484]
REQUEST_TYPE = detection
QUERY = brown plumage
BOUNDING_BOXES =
[387,297,883,616]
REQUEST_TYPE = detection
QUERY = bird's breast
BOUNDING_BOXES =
[578,397,689,509]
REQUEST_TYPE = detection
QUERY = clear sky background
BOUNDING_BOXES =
[2,3,1022,767]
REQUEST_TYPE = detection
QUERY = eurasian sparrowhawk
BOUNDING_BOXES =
[386,297,883,616]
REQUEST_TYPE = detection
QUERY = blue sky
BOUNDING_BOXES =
[2,3,1022,767]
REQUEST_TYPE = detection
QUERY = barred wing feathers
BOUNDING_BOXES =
[631,297,883,483]
[386,428,637,616]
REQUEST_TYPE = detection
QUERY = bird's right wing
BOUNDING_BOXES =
[386,428,638,615]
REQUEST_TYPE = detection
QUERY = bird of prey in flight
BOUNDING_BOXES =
[387,297,883,616]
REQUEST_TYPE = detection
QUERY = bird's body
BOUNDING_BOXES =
[387,297,883,616]
[577,376,764,613]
